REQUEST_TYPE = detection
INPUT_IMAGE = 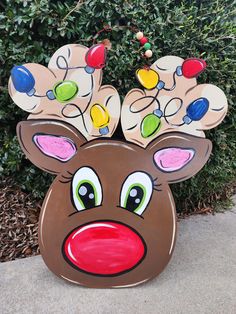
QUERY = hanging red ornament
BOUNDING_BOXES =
[85,44,107,69]
[182,58,207,78]
[139,37,148,46]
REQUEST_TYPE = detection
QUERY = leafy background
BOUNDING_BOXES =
[0,0,235,212]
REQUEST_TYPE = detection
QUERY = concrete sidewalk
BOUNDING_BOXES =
[1,205,236,314]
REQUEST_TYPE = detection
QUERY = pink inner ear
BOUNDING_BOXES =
[33,134,77,162]
[154,148,195,172]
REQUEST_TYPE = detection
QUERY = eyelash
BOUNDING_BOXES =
[152,177,162,192]
[59,171,74,184]
[59,172,162,193]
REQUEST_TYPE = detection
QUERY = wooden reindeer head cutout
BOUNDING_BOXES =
[9,45,227,288]
[16,120,211,287]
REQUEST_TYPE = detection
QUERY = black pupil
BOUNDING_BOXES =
[126,186,144,212]
[78,182,95,209]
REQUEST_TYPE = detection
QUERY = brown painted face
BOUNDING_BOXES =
[17,119,212,288]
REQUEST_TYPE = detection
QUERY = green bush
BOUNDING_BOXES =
[0,0,235,210]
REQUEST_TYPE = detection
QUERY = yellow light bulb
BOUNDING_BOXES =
[90,103,110,135]
[136,68,159,90]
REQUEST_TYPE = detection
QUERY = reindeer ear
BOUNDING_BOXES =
[147,132,212,183]
[17,120,87,174]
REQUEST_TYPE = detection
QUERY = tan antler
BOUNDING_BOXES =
[8,44,121,141]
[121,56,228,147]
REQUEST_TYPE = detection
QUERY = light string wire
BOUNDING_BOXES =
[129,71,185,128]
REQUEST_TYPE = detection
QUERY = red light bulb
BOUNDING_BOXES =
[85,44,107,69]
[182,58,206,78]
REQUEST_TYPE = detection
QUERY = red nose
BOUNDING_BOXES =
[63,221,146,276]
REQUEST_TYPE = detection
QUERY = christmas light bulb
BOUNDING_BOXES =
[90,103,110,135]
[11,65,35,96]
[176,58,207,79]
[141,113,161,138]
[85,44,106,74]
[136,68,159,90]
[182,58,206,78]
[53,81,78,103]
[183,98,209,124]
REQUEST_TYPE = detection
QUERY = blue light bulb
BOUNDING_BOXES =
[183,98,209,124]
[11,65,35,95]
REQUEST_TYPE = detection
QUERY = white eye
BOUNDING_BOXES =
[72,167,102,211]
[120,172,153,216]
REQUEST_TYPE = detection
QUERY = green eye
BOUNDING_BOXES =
[120,172,153,216]
[124,184,146,213]
[76,180,97,209]
[72,167,102,211]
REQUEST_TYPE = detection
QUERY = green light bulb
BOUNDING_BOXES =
[53,80,78,103]
[141,114,161,138]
